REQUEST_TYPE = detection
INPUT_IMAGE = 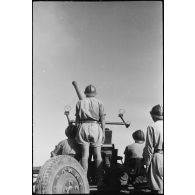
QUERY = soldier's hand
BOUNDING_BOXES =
[143,165,149,176]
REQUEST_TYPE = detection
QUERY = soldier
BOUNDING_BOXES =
[124,130,145,182]
[50,124,81,161]
[143,104,163,194]
[75,84,105,189]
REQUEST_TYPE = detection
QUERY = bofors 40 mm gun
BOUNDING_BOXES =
[33,81,131,194]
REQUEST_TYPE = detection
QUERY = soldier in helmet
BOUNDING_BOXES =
[143,104,163,194]
[124,130,145,182]
[50,124,81,161]
[75,84,105,189]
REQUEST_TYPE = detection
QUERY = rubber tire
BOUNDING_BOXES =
[35,155,89,194]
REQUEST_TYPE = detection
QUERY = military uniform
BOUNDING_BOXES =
[124,130,145,180]
[75,97,104,147]
[143,105,163,194]
[51,138,81,160]
[75,84,105,188]
[124,142,145,159]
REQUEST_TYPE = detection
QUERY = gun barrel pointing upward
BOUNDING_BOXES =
[72,81,84,100]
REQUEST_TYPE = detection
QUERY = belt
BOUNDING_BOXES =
[81,120,99,123]
[154,149,163,154]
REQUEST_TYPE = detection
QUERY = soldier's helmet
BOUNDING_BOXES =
[84,84,96,97]
[150,104,163,120]
[132,130,145,143]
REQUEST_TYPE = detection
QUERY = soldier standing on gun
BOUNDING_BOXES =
[75,84,105,189]
[143,104,163,194]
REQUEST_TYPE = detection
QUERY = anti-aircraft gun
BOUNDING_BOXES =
[63,104,130,190]
[33,81,131,194]
[69,81,131,190]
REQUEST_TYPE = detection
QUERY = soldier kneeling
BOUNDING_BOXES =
[50,124,81,161]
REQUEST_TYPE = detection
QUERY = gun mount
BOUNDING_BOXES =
[33,106,131,193]
[62,105,130,189]
[33,81,148,194]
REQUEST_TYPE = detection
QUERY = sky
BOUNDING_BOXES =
[33,1,163,166]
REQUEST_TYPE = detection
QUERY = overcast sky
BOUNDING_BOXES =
[33,1,163,166]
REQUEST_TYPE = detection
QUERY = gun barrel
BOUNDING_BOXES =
[72,81,84,100]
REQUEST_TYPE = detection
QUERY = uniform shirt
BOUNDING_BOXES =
[124,142,145,175]
[75,97,104,121]
[52,138,81,156]
[124,142,145,159]
[143,120,163,167]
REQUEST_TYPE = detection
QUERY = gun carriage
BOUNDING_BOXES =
[33,81,149,194]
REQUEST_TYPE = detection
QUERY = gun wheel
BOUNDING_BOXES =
[35,155,89,194]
